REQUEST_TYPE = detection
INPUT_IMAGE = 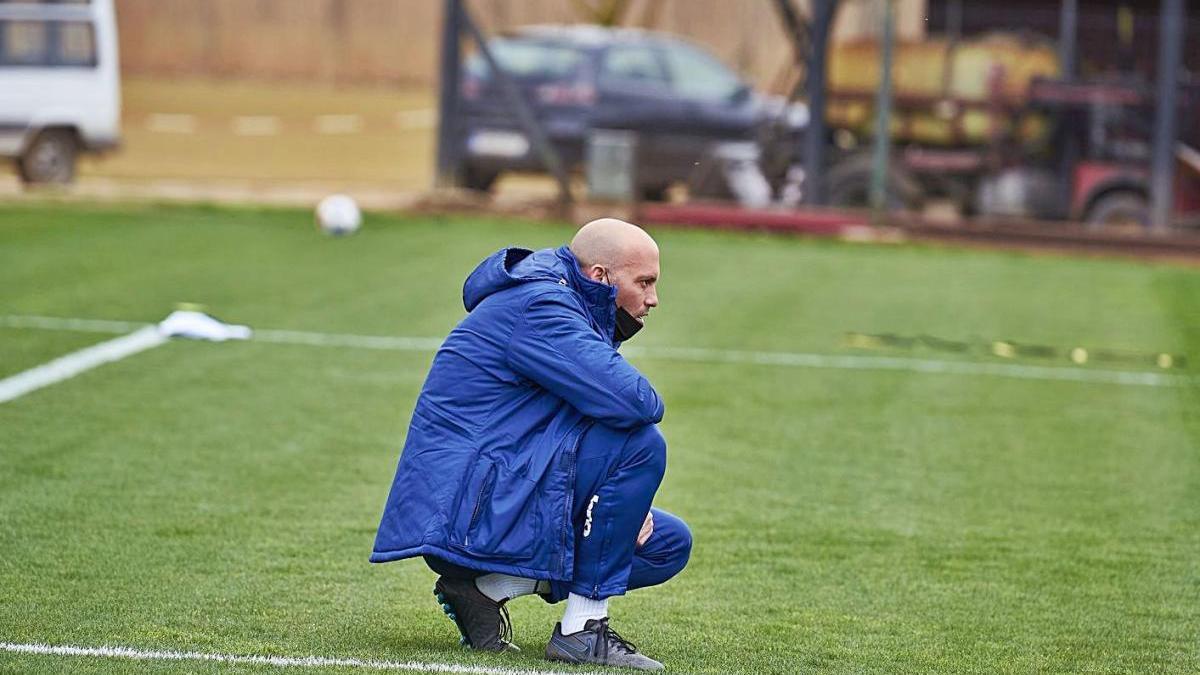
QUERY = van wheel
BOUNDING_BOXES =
[19,129,78,184]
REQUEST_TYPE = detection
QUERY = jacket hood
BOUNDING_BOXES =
[462,246,618,339]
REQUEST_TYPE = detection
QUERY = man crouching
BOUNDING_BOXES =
[371,218,690,670]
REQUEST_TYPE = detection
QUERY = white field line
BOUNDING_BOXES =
[315,114,364,135]
[232,115,281,136]
[0,315,148,334]
[0,314,1191,389]
[395,108,437,129]
[0,326,166,404]
[253,327,445,351]
[620,345,1188,388]
[0,641,575,675]
[145,113,197,134]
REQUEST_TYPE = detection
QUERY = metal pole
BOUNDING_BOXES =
[434,0,463,188]
[460,4,573,205]
[771,0,810,72]
[1058,0,1077,79]
[946,0,963,40]
[869,0,895,216]
[804,0,838,206]
[1057,0,1080,219]
[1150,0,1185,232]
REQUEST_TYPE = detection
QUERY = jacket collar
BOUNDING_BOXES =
[555,246,617,344]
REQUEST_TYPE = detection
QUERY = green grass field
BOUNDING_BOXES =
[1,202,1198,674]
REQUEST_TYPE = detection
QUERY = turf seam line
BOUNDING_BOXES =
[0,641,577,674]
[0,325,167,404]
[2,314,1191,388]
[621,345,1187,388]
[253,328,446,351]
[0,315,150,334]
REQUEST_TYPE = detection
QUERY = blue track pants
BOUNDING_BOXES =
[427,423,691,602]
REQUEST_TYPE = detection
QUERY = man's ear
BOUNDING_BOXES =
[586,265,606,283]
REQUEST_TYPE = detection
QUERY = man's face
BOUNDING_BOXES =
[591,245,660,325]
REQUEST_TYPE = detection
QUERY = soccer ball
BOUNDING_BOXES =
[315,194,362,236]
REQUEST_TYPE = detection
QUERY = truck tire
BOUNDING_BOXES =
[18,129,78,185]
[827,152,922,210]
[1084,191,1150,230]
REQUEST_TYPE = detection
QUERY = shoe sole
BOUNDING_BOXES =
[547,648,663,670]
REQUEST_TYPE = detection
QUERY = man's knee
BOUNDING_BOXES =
[625,424,667,478]
[631,509,691,589]
[653,510,692,574]
[675,520,693,568]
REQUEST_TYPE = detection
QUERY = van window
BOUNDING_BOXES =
[0,20,96,67]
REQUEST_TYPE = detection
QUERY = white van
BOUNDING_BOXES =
[0,0,120,184]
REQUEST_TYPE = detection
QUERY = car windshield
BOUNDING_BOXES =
[661,41,744,102]
[465,38,584,81]
[600,45,669,87]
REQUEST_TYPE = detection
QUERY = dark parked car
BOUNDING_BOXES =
[458,24,802,200]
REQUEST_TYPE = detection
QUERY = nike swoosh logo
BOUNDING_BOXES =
[552,638,593,662]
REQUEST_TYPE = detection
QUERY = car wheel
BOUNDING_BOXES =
[19,129,78,184]
[640,184,670,202]
[1084,191,1150,231]
[463,167,500,193]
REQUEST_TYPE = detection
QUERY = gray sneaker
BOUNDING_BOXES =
[433,576,518,652]
[545,618,664,671]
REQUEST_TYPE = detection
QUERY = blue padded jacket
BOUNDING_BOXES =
[370,245,664,580]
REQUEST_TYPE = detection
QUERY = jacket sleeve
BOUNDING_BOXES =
[507,290,664,429]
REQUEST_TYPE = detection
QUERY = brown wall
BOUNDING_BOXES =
[116,0,441,84]
[115,0,926,88]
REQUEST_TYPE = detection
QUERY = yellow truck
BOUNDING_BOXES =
[818,32,1066,215]
[827,32,1060,148]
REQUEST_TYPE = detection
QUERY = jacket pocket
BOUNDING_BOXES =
[450,459,546,563]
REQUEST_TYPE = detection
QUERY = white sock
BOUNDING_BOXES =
[560,593,609,634]
[474,573,540,602]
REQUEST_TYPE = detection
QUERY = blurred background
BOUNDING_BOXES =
[2,0,1197,240]
[4,5,1200,672]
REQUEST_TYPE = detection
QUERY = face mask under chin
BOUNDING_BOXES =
[613,306,643,343]
[600,268,644,343]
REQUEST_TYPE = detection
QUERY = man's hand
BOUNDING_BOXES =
[636,511,654,547]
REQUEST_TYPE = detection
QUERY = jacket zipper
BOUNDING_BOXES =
[465,464,495,547]
[560,425,587,575]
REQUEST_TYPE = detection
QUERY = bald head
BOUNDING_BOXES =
[569,218,658,271]
[569,218,661,323]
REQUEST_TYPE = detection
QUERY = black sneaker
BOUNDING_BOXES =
[545,618,663,670]
[432,576,518,652]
